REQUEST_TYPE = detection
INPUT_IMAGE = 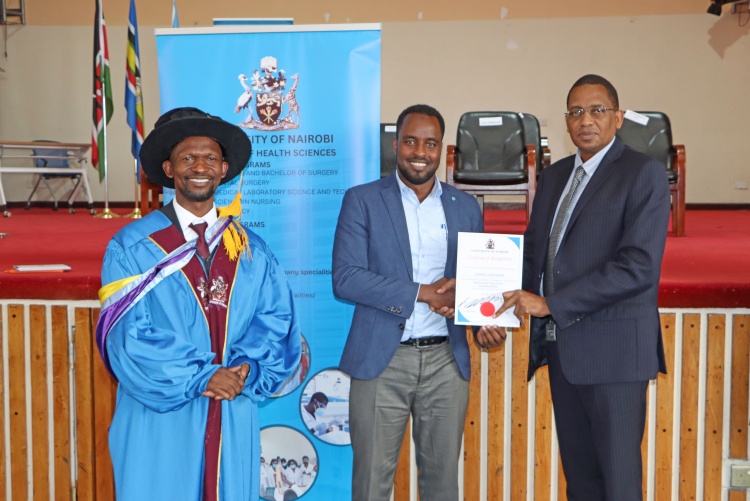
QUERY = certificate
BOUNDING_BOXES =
[454,232,523,327]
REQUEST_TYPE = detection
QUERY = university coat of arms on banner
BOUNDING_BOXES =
[234,55,300,131]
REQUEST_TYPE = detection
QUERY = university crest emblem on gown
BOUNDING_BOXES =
[197,276,229,309]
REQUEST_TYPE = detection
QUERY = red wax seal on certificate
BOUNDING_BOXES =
[480,302,496,317]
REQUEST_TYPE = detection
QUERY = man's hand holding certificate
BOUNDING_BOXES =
[454,232,523,327]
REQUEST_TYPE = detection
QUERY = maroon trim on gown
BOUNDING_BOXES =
[151,225,238,501]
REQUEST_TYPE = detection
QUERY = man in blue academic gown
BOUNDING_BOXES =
[96,107,301,500]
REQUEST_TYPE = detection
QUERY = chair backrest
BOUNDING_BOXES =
[615,112,674,171]
[520,113,543,172]
[455,112,526,173]
[380,123,397,178]
[32,140,69,168]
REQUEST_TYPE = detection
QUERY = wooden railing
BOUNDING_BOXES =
[0,302,116,501]
[394,310,750,500]
[1,301,748,500]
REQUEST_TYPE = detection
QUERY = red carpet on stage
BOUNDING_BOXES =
[484,209,750,308]
[1,208,749,307]
[0,209,131,300]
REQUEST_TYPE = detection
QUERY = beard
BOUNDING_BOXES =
[397,161,436,186]
[179,180,218,203]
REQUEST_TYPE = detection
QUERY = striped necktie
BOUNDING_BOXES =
[544,166,586,295]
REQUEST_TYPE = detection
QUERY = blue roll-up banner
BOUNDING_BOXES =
[155,25,381,500]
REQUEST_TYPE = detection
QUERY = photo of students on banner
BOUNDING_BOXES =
[274,334,311,398]
[300,369,351,445]
[260,426,318,500]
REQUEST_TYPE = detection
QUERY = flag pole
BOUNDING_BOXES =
[95,69,119,219]
[125,159,142,218]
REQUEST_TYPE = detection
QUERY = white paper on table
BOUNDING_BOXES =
[454,232,523,327]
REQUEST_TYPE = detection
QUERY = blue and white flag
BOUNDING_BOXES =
[125,0,144,180]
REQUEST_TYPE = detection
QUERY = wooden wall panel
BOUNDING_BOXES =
[655,314,676,501]
[393,418,411,501]
[3,303,750,500]
[0,307,5,497]
[464,331,482,499]
[8,304,28,500]
[510,327,529,499]
[729,315,750,501]
[51,306,72,500]
[487,338,506,499]
[533,367,552,500]
[679,314,701,500]
[91,310,116,501]
[704,315,726,500]
[29,305,49,500]
[74,307,95,501]
[641,386,650,501]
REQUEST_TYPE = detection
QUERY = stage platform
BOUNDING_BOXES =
[0,208,748,307]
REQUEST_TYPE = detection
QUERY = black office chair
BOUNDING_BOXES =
[616,111,685,236]
[26,140,84,212]
[380,123,397,178]
[446,111,536,221]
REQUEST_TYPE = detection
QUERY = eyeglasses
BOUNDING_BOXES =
[315,400,327,409]
[564,106,618,119]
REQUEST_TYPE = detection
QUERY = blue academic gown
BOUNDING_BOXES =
[101,209,300,501]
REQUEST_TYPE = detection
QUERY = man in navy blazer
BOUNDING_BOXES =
[497,75,670,500]
[333,104,505,500]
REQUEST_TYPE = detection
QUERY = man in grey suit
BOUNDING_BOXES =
[333,104,506,500]
[496,75,671,500]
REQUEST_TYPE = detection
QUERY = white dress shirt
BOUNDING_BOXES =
[172,198,218,241]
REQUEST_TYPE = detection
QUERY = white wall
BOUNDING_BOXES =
[1,13,748,204]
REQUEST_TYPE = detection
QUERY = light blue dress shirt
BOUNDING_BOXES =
[396,173,449,341]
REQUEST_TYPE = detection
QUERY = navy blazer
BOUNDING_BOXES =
[332,172,483,380]
[525,138,670,384]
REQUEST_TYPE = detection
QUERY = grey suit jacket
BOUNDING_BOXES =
[332,172,483,380]
[525,138,670,384]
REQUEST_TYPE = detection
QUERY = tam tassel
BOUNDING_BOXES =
[217,173,252,261]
